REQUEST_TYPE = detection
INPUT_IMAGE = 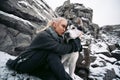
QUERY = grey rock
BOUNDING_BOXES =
[99,25,120,45]
[0,0,57,55]
[55,2,100,38]
[103,69,116,80]
[0,0,120,80]
[111,50,120,60]
[0,10,36,35]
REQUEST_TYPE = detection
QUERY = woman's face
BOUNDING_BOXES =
[54,20,67,36]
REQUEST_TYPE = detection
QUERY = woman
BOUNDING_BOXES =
[6,17,82,80]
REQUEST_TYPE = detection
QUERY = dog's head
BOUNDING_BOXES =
[64,24,83,42]
[63,18,83,42]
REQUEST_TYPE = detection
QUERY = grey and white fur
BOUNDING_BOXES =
[62,24,83,80]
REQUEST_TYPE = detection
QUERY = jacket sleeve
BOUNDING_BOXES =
[72,37,82,52]
[29,32,79,55]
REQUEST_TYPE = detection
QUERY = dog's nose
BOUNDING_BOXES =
[64,32,70,38]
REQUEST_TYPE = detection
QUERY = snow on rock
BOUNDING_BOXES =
[0,51,41,80]
[0,10,35,29]
[90,41,112,57]
[91,42,109,54]
[88,37,120,80]
[89,49,120,80]
[89,62,120,80]
[0,0,58,55]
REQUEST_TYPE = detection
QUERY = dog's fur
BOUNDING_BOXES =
[62,24,83,79]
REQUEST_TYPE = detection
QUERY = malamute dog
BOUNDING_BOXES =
[62,24,83,80]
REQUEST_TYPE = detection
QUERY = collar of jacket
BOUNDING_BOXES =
[46,26,62,42]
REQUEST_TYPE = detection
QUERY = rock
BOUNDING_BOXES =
[56,1,120,80]
[89,54,119,80]
[0,22,33,55]
[75,46,90,80]
[111,50,120,60]
[107,43,117,52]
[89,23,99,39]
[0,0,57,22]
[99,25,120,45]
[55,2,99,38]
[0,0,120,79]
[0,0,57,55]
[90,41,112,57]
[0,10,36,35]
[114,61,120,66]
[103,69,116,80]
[89,55,97,63]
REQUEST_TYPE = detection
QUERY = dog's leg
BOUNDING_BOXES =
[61,54,71,74]
[69,52,79,79]
[61,54,70,63]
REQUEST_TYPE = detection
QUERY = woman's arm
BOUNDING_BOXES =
[29,32,81,55]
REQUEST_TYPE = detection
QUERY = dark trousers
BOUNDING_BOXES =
[7,52,72,80]
[34,53,72,80]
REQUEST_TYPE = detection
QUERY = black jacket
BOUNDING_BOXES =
[6,27,82,73]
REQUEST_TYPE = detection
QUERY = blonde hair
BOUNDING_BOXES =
[47,17,67,27]
[36,17,67,33]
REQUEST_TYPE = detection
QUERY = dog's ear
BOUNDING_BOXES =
[67,20,72,26]
[74,17,84,31]
[75,17,83,26]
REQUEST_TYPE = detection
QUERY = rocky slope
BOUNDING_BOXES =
[55,1,120,80]
[0,0,120,80]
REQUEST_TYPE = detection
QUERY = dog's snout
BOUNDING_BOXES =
[64,32,70,38]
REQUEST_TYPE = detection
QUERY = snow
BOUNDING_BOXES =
[33,0,54,20]
[74,6,83,9]
[0,52,16,66]
[0,10,34,27]
[0,51,83,80]
[90,42,110,54]
[90,61,118,80]
[112,49,120,54]
[18,0,29,8]
[98,54,116,63]
[90,66,115,80]
[0,51,41,80]
[81,17,89,21]
[90,51,120,80]
[32,5,47,20]
[101,33,120,45]
[113,65,120,77]
[0,41,120,80]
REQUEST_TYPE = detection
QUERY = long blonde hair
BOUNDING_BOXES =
[48,17,67,27]
[36,17,67,33]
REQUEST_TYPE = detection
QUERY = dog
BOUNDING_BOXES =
[61,24,83,80]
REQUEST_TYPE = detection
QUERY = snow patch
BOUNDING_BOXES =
[0,10,34,27]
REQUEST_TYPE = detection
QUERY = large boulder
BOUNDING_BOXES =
[0,0,57,22]
[0,0,57,55]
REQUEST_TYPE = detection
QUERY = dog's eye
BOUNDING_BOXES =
[72,27,75,29]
